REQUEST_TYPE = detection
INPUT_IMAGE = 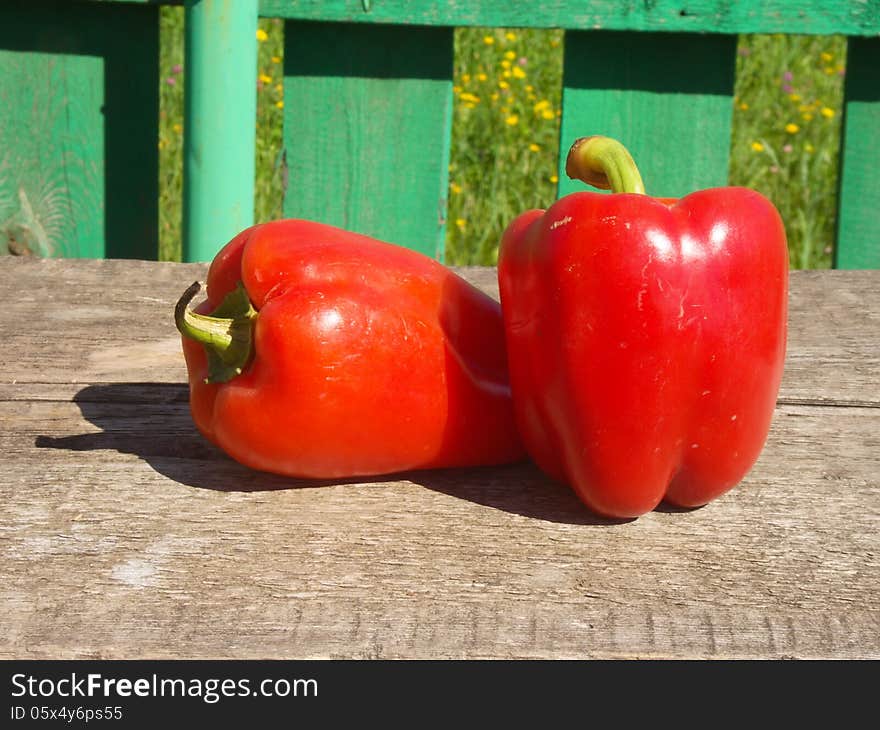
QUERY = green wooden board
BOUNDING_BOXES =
[557,31,736,200]
[282,21,453,259]
[260,0,880,36]
[835,36,880,269]
[0,0,159,259]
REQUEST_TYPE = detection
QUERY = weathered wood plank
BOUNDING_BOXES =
[557,31,736,200]
[1,396,877,659]
[257,1,880,36]
[782,270,880,406]
[0,260,876,407]
[0,0,159,259]
[0,258,203,384]
[0,258,877,659]
[282,21,453,259]
[835,36,880,269]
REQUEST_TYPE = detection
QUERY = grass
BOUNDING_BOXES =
[157,8,183,263]
[446,28,564,265]
[159,11,846,269]
[729,34,846,269]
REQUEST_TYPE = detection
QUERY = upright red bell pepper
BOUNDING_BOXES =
[175,219,524,479]
[498,136,788,518]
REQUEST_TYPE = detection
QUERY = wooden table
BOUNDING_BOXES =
[1,257,877,659]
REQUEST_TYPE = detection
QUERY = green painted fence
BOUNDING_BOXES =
[0,0,877,267]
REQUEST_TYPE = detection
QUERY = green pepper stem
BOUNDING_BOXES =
[174,280,257,383]
[564,136,646,195]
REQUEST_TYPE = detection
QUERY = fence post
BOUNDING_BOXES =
[183,0,258,262]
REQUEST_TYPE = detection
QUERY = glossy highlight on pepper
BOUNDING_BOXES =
[498,136,789,518]
[175,219,525,480]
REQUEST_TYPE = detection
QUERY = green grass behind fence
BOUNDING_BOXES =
[159,10,845,269]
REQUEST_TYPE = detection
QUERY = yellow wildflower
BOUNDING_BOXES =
[499,80,509,90]
[821,107,835,118]
[256,28,268,42]
[455,218,466,229]
[785,123,800,134]
[477,73,487,82]
[276,100,284,109]
[550,174,559,183]
[820,51,833,62]
[173,123,182,134]
[462,73,471,84]
[512,66,526,79]
[490,92,499,101]
[259,74,272,84]
[275,83,282,93]
[739,102,749,110]
[802,113,814,121]
[529,143,541,152]
[541,109,555,120]
[449,182,462,194]
[501,59,511,69]
[505,32,517,42]
[459,92,481,104]
[751,141,764,152]
[525,85,534,92]
[824,66,835,75]
[271,55,281,64]
[504,50,516,61]
[533,99,550,112]
[505,114,519,126]
[483,35,495,45]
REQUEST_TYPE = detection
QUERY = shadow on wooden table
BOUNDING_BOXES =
[34,383,626,526]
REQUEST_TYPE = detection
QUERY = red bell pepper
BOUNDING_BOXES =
[498,136,788,518]
[175,219,524,479]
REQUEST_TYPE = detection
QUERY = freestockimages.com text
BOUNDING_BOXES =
[10,672,317,705]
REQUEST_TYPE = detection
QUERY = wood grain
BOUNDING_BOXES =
[557,31,736,200]
[0,258,877,659]
[258,0,880,36]
[282,21,453,259]
[0,0,159,260]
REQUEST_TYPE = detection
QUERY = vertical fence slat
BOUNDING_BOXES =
[557,31,737,200]
[282,21,454,260]
[183,0,258,262]
[0,0,158,259]
[835,36,880,269]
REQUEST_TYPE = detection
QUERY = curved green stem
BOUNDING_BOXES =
[175,280,257,383]
[564,136,646,195]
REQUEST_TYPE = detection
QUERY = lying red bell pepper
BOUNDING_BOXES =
[498,136,788,518]
[175,219,524,479]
